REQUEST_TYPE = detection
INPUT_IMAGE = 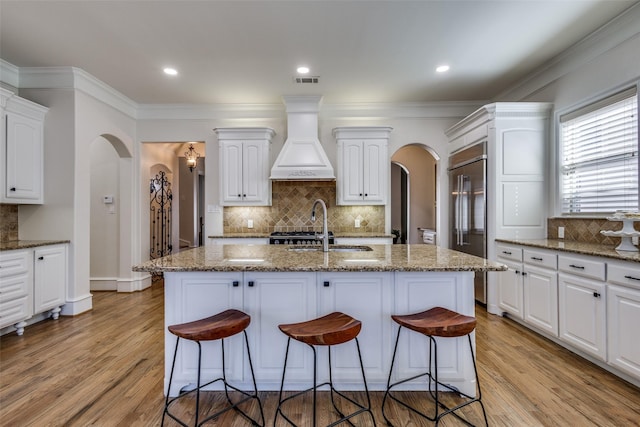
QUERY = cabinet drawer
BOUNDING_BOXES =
[558,255,605,281]
[0,295,30,328]
[496,244,523,262]
[0,250,30,278]
[608,262,640,290]
[0,273,30,302]
[523,249,557,270]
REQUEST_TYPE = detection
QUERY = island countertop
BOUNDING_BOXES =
[133,244,506,273]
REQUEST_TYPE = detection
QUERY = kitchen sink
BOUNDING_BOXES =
[287,245,373,252]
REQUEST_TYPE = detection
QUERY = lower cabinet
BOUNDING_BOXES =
[243,272,317,387]
[607,262,640,379]
[522,249,558,336]
[0,244,67,336]
[317,272,393,384]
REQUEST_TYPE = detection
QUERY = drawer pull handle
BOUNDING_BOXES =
[569,264,585,270]
[248,281,254,287]
[502,251,512,255]
[624,275,640,281]
[593,292,601,298]
[531,257,543,261]
[324,281,330,287]
[232,281,239,287]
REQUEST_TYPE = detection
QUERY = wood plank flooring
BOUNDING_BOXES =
[1,279,638,426]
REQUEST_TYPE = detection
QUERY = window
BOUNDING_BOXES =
[560,87,638,214]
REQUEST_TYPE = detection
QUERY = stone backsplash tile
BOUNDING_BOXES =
[224,181,385,234]
[548,217,640,245]
[0,204,19,242]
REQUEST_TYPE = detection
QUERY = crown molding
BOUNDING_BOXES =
[496,2,640,101]
[16,66,138,118]
[320,101,486,119]
[136,102,284,120]
[0,59,20,89]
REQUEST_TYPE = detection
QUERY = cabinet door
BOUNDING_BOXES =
[163,272,244,396]
[0,250,33,330]
[497,260,524,319]
[362,140,387,204]
[5,112,43,203]
[220,141,243,203]
[339,140,364,203]
[523,264,558,336]
[558,273,606,360]
[394,272,476,396]
[318,272,393,383]
[243,272,317,387]
[607,285,640,379]
[241,141,268,203]
[33,245,66,316]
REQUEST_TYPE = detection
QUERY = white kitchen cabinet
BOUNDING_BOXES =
[333,127,392,205]
[393,271,476,396]
[0,250,33,335]
[558,254,607,361]
[215,127,274,206]
[33,244,67,319]
[0,88,48,204]
[446,104,552,315]
[522,248,558,336]
[163,272,245,395]
[317,272,393,384]
[607,262,640,379]
[496,244,524,318]
[243,272,317,388]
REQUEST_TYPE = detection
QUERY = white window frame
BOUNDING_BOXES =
[557,84,639,216]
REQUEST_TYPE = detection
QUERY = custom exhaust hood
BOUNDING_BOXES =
[270,95,335,180]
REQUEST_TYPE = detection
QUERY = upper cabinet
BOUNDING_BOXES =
[215,127,275,206]
[1,89,48,204]
[333,127,392,205]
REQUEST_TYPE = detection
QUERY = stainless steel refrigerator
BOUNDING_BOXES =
[449,142,487,304]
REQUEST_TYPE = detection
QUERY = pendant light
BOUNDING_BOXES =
[184,143,200,172]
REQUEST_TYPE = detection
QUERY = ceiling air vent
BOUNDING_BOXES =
[294,76,320,84]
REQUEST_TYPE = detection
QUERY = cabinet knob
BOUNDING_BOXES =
[514,270,520,275]
[359,193,363,197]
[248,281,255,287]
[593,292,601,298]
[323,281,330,287]
[243,194,247,197]
[38,256,44,260]
[522,272,527,276]
[10,187,16,192]
[232,281,239,287]
[237,194,242,197]
[365,193,368,197]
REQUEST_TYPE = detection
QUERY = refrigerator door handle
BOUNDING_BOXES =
[457,174,463,245]
[462,175,471,246]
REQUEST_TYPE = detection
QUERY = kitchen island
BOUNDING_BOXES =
[134,244,506,396]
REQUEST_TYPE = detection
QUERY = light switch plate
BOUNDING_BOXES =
[248,219,254,229]
[558,226,565,239]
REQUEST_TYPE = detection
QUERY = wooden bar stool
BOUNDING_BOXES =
[273,312,376,426]
[162,309,264,427]
[382,307,488,426]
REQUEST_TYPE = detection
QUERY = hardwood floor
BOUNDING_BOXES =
[1,279,638,426]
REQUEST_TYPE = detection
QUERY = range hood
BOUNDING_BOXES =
[270,95,335,180]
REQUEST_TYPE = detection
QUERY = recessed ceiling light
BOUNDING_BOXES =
[436,65,450,73]
[163,67,178,76]
[297,66,310,74]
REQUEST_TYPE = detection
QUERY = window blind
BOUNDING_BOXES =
[560,87,638,214]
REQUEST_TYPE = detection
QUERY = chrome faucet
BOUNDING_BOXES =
[311,199,329,252]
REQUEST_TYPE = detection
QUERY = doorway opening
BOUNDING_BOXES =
[390,144,439,244]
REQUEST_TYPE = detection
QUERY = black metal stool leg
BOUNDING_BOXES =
[244,330,265,426]
[354,337,377,426]
[162,336,181,426]
[195,341,202,426]
[382,326,402,425]
[274,337,292,426]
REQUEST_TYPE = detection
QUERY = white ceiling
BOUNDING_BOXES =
[1,0,637,105]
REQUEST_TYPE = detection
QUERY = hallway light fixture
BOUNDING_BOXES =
[184,143,200,172]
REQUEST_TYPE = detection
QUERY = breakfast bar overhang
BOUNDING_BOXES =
[133,244,506,397]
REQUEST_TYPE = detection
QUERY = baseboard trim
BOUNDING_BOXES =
[61,293,93,316]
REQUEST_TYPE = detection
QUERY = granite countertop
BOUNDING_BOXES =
[495,238,640,263]
[208,233,394,239]
[133,244,507,273]
[0,240,71,252]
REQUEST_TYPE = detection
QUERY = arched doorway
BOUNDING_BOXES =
[89,134,135,291]
[390,144,439,244]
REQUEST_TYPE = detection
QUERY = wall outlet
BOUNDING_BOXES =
[355,219,361,228]
[633,235,639,245]
[247,219,254,229]
[558,226,565,239]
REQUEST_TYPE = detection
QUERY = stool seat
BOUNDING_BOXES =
[168,309,250,342]
[391,306,476,338]
[278,311,361,346]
